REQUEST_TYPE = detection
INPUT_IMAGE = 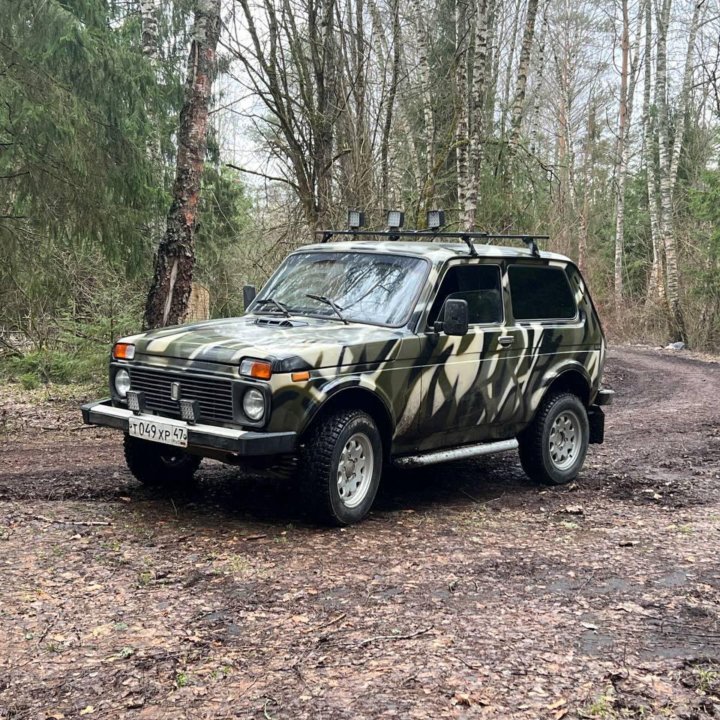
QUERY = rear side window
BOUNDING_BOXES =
[508,265,576,320]
[428,264,503,326]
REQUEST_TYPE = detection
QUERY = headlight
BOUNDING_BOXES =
[114,369,131,398]
[242,388,265,421]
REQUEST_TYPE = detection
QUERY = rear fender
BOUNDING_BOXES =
[529,361,593,417]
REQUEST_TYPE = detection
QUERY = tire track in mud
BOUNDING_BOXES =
[590,347,720,509]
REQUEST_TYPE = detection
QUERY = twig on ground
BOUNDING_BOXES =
[460,488,506,505]
[359,625,433,647]
[303,612,347,634]
[36,618,56,646]
[31,514,112,527]
[263,696,278,720]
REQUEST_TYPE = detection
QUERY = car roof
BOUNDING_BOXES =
[295,240,571,264]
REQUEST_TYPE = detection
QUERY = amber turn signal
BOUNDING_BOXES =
[113,342,135,360]
[240,358,273,380]
[291,371,310,382]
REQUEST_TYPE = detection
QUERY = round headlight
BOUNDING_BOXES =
[243,388,265,421]
[114,369,131,398]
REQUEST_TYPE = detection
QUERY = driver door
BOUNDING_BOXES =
[411,261,521,450]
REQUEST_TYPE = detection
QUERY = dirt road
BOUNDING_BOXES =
[1,346,720,719]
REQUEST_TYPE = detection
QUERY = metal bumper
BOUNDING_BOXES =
[81,399,297,456]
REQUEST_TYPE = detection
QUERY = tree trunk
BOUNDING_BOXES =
[613,0,644,308]
[463,0,489,229]
[643,0,664,305]
[380,0,401,208]
[654,0,701,342]
[507,0,540,158]
[455,0,470,223]
[144,0,221,329]
[410,0,435,218]
[613,0,630,307]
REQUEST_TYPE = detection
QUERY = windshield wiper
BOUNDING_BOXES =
[254,298,291,317]
[306,294,348,324]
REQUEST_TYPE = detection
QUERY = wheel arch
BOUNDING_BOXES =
[300,383,395,459]
[539,365,592,407]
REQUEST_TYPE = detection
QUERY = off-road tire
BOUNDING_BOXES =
[518,392,589,486]
[299,410,383,526]
[123,434,201,487]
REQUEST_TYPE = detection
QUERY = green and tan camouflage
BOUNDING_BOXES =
[83,238,609,472]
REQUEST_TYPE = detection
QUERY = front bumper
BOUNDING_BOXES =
[81,399,297,456]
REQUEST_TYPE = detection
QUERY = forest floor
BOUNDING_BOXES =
[2,346,720,719]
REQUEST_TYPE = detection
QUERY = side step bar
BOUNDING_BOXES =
[393,438,519,469]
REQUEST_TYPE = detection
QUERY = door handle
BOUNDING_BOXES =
[498,336,514,348]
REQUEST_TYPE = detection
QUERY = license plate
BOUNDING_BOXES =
[128,418,188,447]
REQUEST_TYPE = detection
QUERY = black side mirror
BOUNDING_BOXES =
[438,298,469,336]
[243,285,257,310]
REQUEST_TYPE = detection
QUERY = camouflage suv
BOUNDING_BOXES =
[82,229,612,525]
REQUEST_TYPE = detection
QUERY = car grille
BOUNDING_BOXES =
[129,367,235,423]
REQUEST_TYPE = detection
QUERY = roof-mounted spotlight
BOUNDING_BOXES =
[427,209,446,231]
[347,209,365,230]
[386,210,405,230]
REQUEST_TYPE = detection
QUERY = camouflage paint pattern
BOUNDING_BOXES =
[109,241,606,456]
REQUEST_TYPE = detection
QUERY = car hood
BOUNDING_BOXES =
[123,315,406,369]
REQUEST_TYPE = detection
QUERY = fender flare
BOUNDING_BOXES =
[299,374,397,437]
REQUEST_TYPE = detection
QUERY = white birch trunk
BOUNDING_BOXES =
[463,0,489,229]
[508,0,540,156]
[455,0,470,222]
[613,0,645,307]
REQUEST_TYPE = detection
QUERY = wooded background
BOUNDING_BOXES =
[1,0,719,387]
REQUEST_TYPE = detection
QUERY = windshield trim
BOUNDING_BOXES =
[252,251,432,329]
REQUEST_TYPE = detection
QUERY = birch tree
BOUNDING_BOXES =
[144,0,222,328]
[613,0,644,307]
[652,0,704,341]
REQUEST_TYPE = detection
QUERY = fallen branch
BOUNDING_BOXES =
[359,625,433,647]
[32,514,112,527]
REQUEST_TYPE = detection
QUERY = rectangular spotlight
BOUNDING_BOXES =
[427,209,446,230]
[127,390,144,415]
[347,209,365,229]
[179,399,200,425]
[387,210,405,229]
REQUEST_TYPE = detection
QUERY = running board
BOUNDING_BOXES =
[393,438,519,469]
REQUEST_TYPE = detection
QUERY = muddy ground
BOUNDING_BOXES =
[1,346,720,719]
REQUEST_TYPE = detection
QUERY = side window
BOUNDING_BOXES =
[428,264,503,326]
[508,265,577,321]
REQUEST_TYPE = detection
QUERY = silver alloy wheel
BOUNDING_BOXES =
[549,409,582,471]
[337,432,374,509]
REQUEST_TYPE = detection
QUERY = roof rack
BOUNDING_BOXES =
[316,229,549,258]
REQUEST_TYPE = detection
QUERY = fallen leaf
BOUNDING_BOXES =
[79,706,95,716]
[452,692,471,707]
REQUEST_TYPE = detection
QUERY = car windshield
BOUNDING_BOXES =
[253,251,428,327]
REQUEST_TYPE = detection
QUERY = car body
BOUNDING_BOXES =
[82,236,612,524]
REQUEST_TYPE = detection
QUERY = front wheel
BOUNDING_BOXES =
[299,410,383,525]
[123,434,201,486]
[518,392,589,486]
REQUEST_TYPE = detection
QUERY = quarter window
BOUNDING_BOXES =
[508,265,577,320]
[428,265,503,326]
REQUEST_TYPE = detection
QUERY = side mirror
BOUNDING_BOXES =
[243,285,257,311]
[438,298,469,336]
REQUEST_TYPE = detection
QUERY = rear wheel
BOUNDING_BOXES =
[299,410,382,525]
[518,392,589,485]
[123,434,201,486]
